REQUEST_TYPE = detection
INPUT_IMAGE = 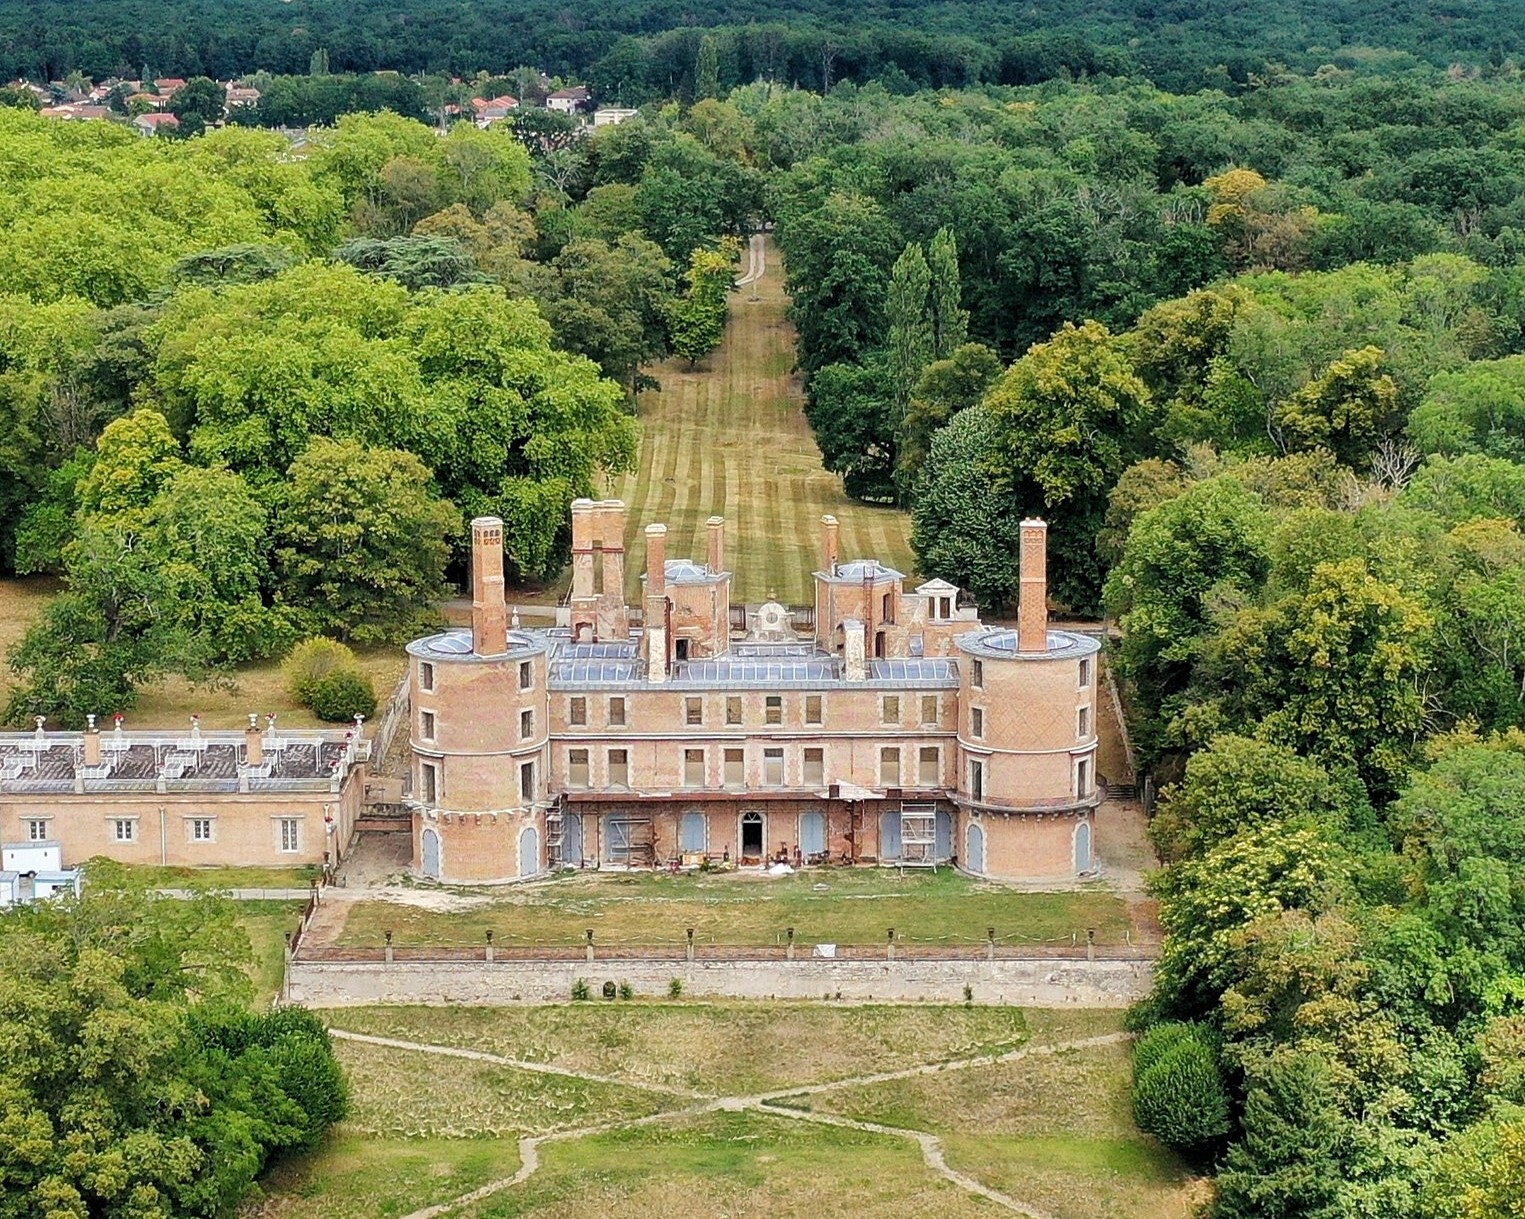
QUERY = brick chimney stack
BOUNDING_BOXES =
[1018,518,1048,654]
[644,523,669,682]
[706,515,726,575]
[470,516,509,657]
[245,713,264,766]
[83,714,101,766]
[821,514,840,573]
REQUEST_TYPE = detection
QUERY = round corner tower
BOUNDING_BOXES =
[954,519,1100,880]
[406,515,551,884]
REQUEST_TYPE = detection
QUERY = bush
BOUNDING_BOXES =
[1132,1021,1199,1078]
[618,981,634,1000]
[308,667,377,722]
[1132,1025,1232,1157]
[283,637,357,705]
[572,978,590,1000]
[668,978,683,998]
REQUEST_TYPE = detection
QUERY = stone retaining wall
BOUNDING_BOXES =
[286,956,1154,1007]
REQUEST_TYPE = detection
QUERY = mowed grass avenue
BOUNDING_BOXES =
[612,238,915,605]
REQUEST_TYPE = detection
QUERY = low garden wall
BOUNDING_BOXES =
[286,955,1154,1007]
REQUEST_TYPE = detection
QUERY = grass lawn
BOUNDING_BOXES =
[808,1027,1202,1219]
[458,1110,993,1219]
[609,239,915,605]
[321,1003,1032,1095]
[239,899,308,1006]
[257,1133,519,1219]
[130,645,407,731]
[126,863,322,890]
[336,1037,680,1136]
[334,867,1137,951]
[0,574,407,730]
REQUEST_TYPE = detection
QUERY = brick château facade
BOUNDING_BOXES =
[406,500,1101,884]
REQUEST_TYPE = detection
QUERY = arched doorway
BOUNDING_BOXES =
[965,822,985,875]
[740,810,764,862]
[1074,820,1093,873]
[421,827,441,880]
[519,825,539,878]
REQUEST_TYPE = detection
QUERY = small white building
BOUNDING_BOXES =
[593,107,638,127]
[0,842,82,908]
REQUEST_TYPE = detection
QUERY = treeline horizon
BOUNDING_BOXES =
[7,0,1525,96]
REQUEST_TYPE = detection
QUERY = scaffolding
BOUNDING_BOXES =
[545,805,564,868]
[898,802,940,869]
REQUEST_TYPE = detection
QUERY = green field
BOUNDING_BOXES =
[611,240,916,604]
[253,1003,1196,1218]
[331,867,1140,952]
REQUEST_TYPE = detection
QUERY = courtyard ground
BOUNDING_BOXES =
[249,1003,1200,1219]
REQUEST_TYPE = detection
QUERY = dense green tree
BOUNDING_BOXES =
[169,76,226,136]
[805,357,896,502]
[1150,735,1368,863]
[894,341,1002,496]
[925,226,968,361]
[0,874,346,1215]
[884,241,933,501]
[1132,1024,1232,1158]
[1211,1052,1346,1219]
[1274,345,1402,469]
[1197,558,1434,795]
[274,438,461,644]
[982,320,1153,609]
[910,405,1023,610]
[1106,475,1275,760]
[694,35,721,101]
[1410,356,1525,461]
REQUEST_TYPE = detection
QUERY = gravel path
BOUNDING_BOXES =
[333,1024,1133,1219]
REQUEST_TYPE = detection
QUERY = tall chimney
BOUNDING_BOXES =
[245,713,264,767]
[471,516,509,657]
[644,524,669,682]
[569,498,596,600]
[1018,518,1048,654]
[645,523,667,597]
[83,714,101,766]
[706,515,726,574]
[821,515,840,573]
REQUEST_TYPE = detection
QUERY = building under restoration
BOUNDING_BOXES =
[405,500,1102,884]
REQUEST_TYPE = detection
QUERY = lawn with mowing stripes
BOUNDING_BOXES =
[611,237,915,605]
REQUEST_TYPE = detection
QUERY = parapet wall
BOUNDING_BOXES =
[286,956,1153,1007]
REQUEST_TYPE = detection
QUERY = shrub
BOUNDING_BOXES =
[571,978,590,1000]
[668,978,683,998]
[618,981,634,1000]
[308,667,377,722]
[1132,1026,1232,1157]
[1132,1021,1199,1078]
[283,637,356,705]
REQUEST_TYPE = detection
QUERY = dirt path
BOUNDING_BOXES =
[339,1024,1131,1219]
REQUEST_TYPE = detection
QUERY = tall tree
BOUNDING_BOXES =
[983,320,1154,609]
[694,35,720,101]
[885,241,933,502]
[925,226,968,360]
[274,438,462,644]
